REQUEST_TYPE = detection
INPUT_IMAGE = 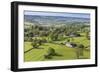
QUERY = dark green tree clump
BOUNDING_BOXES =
[44,47,56,59]
[31,39,38,48]
[76,44,84,59]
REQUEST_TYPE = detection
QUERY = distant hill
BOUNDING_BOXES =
[24,15,90,25]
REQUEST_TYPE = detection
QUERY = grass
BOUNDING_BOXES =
[24,33,90,62]
[24,42,75,61]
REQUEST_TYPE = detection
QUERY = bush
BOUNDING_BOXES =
[60,42,65,45]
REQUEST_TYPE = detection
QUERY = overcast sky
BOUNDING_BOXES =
[24,11,90,19]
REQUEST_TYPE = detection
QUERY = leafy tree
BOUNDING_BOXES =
[49,31,59,41]
[24,37,33,42]
[31,38,39,48]
[44,47,56,59]
[47,47,56,56]
[86,31,90,40]
[78,44,84,56]
[38,39,42,45]
[76,44,84,59]
[67,39,70,42]
[41,38,47,43]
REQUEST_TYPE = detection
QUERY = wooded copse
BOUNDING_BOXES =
[24,23,90,41]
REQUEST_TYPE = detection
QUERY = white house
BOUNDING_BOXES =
[65,42,77,48]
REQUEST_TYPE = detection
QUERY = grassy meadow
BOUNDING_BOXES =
[24,33,90,62]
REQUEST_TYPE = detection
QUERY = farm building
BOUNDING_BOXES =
[65,42,77,48]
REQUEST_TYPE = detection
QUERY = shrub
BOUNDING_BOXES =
[60,42,65,45]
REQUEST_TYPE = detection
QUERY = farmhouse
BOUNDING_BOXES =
[65,42,77,48]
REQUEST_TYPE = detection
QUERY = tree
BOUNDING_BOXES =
[31,38,39,48]
[41,38,47,43]
[78,44,84,56]
[38,39,42,45]
[47,47,56,56]
[76,44,84,59]
[24,37,33,42]
[44,47,56,59]
[86,31,90,40]
[67,39,70,42]
[49,31,59,41]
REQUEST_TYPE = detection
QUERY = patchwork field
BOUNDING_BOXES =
[24,34,90,62]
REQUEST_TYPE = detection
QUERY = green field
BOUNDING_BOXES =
[24,33,90,62]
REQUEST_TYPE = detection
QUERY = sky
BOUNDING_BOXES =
[24,11,90,19]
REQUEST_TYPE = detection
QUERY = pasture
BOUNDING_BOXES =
[24,33,90,62]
